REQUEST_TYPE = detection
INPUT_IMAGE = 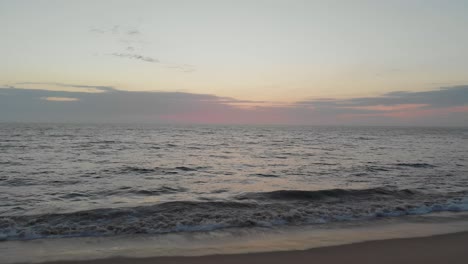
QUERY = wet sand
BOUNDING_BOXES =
[42,231,468,264]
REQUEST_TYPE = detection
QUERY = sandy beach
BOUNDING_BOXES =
[40,231,468,264]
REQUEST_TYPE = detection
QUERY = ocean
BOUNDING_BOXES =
[1,123,468,262]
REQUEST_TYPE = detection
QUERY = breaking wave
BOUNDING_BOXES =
[1,187,467,241]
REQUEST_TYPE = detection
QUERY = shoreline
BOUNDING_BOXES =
[4,212,468,264]
[37,231,468,264]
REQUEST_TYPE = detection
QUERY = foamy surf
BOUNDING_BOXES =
[1,187,467,241]
[2,211,468,264]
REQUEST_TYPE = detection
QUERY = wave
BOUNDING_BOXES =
[356,136,377,140]
[126,186,187,196]
[175,166,197,171]
[53,186,188,199]
[236,187,416,201]
[0,178,41,186]
[251,173,280,178]
[110,165,200,175]
[86,140,120,144]
[1,187,466,241]
[365,165,391,172]
[394,163,437,168]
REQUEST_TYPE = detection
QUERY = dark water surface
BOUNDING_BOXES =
[1,123,467,240]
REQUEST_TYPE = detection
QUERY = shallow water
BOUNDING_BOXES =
[0,124,467,241]
[3,212,468,264]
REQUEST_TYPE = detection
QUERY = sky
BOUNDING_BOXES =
[1,0,468,126]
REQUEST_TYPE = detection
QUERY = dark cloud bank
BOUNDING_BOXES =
[1,84,467,126]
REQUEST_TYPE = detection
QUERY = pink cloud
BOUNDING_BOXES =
[342,104,429,111]
[341,105,468,119]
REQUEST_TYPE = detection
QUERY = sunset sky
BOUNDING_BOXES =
[1,0,468,125]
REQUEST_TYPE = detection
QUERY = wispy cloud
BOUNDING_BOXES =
[15,82,114,93]
[111,53,159,63]
[90,24,196,73]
